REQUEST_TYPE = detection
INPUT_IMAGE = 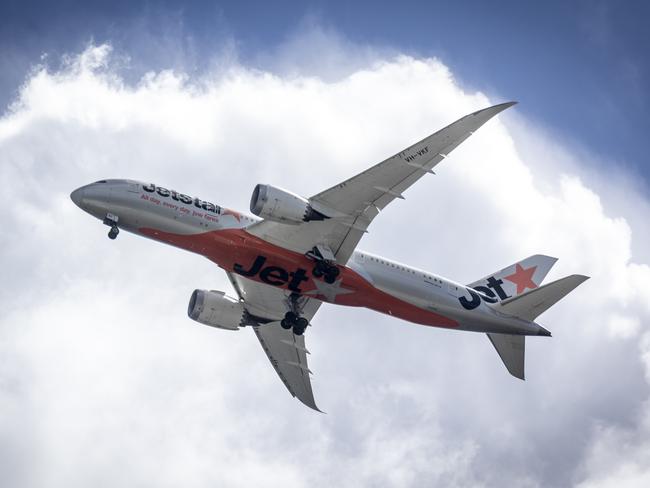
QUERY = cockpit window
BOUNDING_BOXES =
[94,180,108,184]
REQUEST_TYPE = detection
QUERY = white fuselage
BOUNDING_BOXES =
[71,179,548,336]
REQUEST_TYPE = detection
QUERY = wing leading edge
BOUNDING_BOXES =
[247,102,516,264]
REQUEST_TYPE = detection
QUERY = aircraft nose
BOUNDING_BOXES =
[70,187,86,208]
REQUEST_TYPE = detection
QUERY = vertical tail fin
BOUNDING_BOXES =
[467,254,558,302]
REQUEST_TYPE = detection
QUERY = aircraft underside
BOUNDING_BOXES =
[138,226,461,330]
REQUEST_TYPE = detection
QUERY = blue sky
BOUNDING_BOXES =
[1,0,649,182]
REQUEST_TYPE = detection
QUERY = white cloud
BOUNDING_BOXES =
[1,40,649,487]
[575,412,650,488]
[608,314,641,339]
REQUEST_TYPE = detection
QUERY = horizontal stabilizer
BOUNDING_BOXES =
[487,333,525,380]
[499,274,589,321]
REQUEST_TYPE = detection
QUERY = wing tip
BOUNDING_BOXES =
[573,274,591,284]
[489,100,518,113]
[469,101,517,119]
[496,100,518,110]
[298,396,325,413]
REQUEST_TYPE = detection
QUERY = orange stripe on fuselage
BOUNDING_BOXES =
[139,227,459,329]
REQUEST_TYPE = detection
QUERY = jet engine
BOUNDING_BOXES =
[187,289,244,331]
[250,184,328,224]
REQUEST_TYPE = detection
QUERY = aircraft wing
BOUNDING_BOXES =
[247,102,516,264]
[227,272,323,411]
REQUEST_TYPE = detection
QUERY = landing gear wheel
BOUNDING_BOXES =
[285,293,309,335]
[324,272,337,284]
[313,261,339,283]
[284,311,297,323]
[323,266,340,284]
[104,214,120,240]
[293,317,309,336]
[280,319,292,330]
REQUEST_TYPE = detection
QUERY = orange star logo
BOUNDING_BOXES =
[504,264,538,295]
[221,208,241,222]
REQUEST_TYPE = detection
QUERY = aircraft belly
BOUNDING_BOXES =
[359,261,538,335]
[347,261,459,328]
[133,223,528,334]
[370,273,433,309]
[133,226,461,329]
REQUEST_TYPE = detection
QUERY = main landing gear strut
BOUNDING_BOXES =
[305,245,340,284]
[281,293,309,335]
[281,245,340,336]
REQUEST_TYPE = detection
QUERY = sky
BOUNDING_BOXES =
[1,1,649,181]
[1,1,650,487]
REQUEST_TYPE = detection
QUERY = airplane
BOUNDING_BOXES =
[70,102,588,411]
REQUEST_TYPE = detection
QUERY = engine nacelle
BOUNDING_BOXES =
[187,290,244,331]
[250,184,327,225]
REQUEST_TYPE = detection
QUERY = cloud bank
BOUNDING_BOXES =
[1,41,649,487]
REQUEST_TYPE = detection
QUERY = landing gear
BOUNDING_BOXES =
[280,293,309,335]
[108,225,119,240]
[312,261,340,283]
[103,213,120,240]
[306,245,340,284]
[281,311,297,330]
[281,311,309,335]
[293,317,308,336]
